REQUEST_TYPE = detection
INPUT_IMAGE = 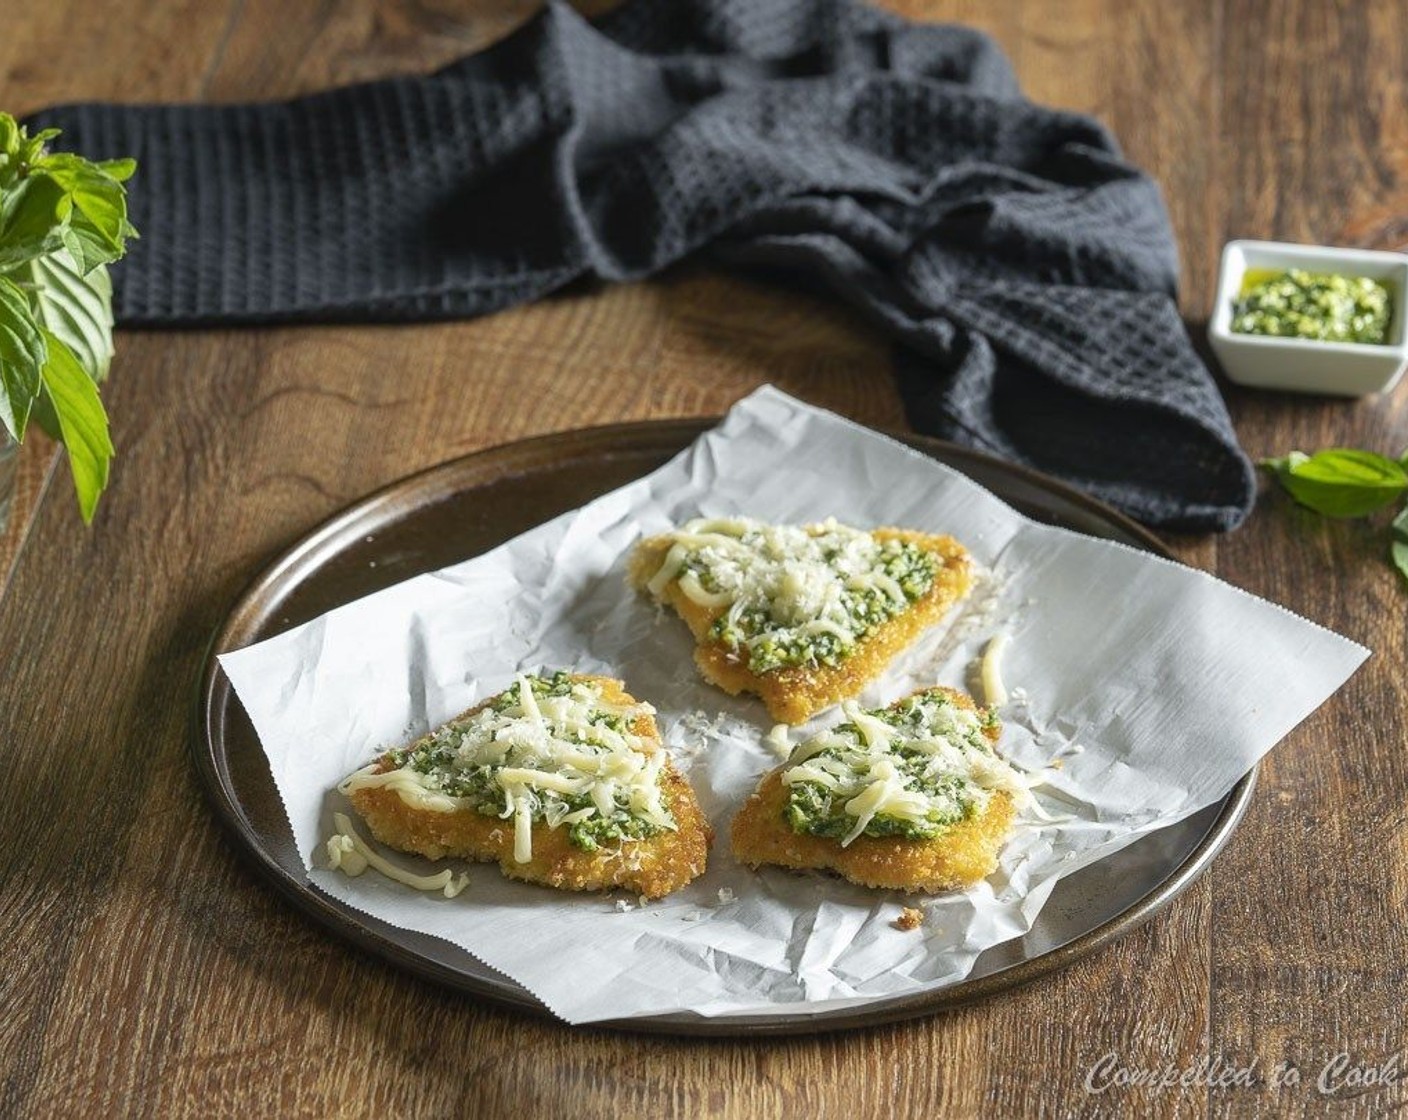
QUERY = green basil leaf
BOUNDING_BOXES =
[1392,540,1408,586]
[0,115,24,191]
[1393,503,1408,542]
[31,154,135,271]
[38,331,111,523]
[1290,448,1407,485]
[0,150,137,276]
[20,129,60,168]
[0,173,72,271]
[16,248,114,383]
[0,114,18,158]
[28,380,61,441]
[97,158,137,183]
[0,274,46,439]
[1262,448,1408,518]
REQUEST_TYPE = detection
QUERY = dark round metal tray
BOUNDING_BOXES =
[195,418,1255,1035]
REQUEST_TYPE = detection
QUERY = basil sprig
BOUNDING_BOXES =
[0,114,137,522]
[1261,447,1408,585]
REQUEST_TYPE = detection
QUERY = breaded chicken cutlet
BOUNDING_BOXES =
[629,517,971,724]
[731,686,1027,893]
[341,672,710,899]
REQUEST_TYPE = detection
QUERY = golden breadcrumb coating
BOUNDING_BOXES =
[629,527,971,724]
[346,675,711,900]
[730,686,1015,893]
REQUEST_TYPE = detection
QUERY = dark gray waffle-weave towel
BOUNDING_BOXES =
[28,0,1256,530]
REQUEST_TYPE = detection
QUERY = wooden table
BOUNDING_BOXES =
[3,2,1405,1115]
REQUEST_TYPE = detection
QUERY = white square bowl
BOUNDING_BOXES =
[1207,240,1408,396]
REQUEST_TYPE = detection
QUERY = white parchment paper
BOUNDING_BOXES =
[220,387,1368,1023]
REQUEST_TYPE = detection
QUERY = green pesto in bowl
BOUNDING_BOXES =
[1232,268,1392,345]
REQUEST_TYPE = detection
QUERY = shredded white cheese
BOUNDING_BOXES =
[643,516,930,664]
[336,765,461,812]
[326,813,468,898]
[782,694,1034,847]
[980,632,1010,707]
[342,677,674,865]
[764,723,791,758]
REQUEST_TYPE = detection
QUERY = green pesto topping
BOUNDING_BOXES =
[386,672,673,853]
[1232,268,1392,345]
[656,517,939,675]
[781,689,1013,846]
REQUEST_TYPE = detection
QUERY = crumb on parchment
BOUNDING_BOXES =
[892,907,925,931]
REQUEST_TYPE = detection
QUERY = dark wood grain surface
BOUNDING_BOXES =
[2,2,1404,1116]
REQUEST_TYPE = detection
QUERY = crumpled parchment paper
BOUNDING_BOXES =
[220,387,1367,1023]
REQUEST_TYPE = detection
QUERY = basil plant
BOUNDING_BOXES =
[0,113,137,522]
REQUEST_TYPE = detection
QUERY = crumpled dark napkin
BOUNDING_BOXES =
[28,0,1255,530]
